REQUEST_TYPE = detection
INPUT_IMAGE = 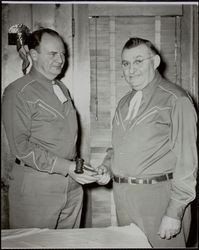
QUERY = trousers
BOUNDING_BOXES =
[113,180,191,248]
[8,163,83,229]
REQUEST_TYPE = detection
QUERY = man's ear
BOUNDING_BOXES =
[154,54,160,69]
[29,49,38,62]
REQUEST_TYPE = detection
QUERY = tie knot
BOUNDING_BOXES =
[52,83,68,103]
[134,90,142,98]
[125,90,143,121]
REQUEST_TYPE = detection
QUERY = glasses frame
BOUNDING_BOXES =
[122,55,154,68]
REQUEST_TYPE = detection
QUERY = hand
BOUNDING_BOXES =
[157,215,181,240]
[95,165,111,185]
[68,162,99,185]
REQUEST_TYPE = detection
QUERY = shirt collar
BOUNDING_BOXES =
[141,70,162,103]
[29,67,55,87]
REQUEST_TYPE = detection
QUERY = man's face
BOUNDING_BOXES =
[121,44,158,91]
[33,33,65,80]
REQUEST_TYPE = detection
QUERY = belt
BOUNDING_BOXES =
[15,158,29,167]
[113,173,173,184]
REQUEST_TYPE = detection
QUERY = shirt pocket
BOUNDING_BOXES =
[33,102,57,122]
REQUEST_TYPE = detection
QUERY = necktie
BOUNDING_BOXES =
[125,90,143,121]
[52,82,68,103]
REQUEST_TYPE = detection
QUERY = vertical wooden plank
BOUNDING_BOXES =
[73,4,91,162]
[2,4,10,93]
[188,5,198,105]
[155,16,161,51]
[181,5,194,94]
[109,17,116,123]
[73,4,92,227]
[32,4,73,94]
[192,5,198,106]
[54,4,73,96]
[109,16,117,227]
[160,17,176,83]
[89,16,112,228]
[175,16,182,86]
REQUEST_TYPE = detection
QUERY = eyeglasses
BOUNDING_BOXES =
[122,56,154,68]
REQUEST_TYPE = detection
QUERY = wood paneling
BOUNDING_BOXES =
[193,6,198,106]
[31,4,73,95]
[89,17,113,227]
[181,5,198,104]
[73,5,92,227]
[1,3,198,231]
[73,5,91,162]
[88,4,183,17]
[160,17,179,85]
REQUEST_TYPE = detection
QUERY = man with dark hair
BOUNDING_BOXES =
[96,37,197,248]
[2,28,98,229]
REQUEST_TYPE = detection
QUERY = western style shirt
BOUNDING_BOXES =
[102,71,197,220]
[2,68,78,176]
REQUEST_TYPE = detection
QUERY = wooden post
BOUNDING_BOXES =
[73,4,92,227]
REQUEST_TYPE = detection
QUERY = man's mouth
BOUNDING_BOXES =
[53,65,62,69]
[129,74,140,78]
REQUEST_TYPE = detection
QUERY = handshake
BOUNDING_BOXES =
[68,158,111,185]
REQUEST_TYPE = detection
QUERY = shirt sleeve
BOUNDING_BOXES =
[166,96,198,220]
[2,87,72,177]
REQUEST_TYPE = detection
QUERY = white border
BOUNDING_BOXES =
[1,1,199,5]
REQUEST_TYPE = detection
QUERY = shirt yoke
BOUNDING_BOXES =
[116,90,132,110]
[158,79,188,101]
[3,75,43,101]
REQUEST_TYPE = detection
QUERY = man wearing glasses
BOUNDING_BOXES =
[96,37,197,248]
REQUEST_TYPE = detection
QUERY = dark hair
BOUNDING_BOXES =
[28,28,63,50]
[122,37,159,55]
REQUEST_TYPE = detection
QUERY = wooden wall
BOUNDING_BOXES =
[1,3,198,232]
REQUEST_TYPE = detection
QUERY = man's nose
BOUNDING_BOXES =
[129,63,137,73]
[55,53,64,63]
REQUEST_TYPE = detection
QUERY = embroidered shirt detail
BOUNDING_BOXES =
[27,99,65,119]
[158,85,178,99]
[20,80,36,93]
[16,151,40,171]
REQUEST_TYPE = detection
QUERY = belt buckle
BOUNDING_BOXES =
[129,177,136,184]
[115,176,120,183]
[151,179,158,184]
[138,179,144,184]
